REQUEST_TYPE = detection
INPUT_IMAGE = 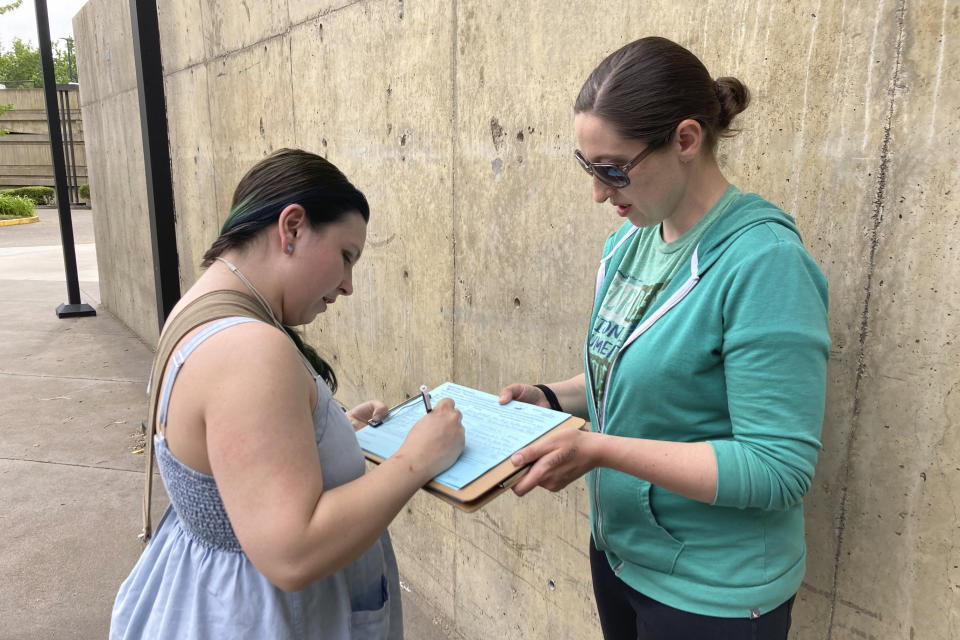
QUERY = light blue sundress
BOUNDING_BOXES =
[110,317,403,639]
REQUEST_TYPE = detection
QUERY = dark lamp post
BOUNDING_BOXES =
[35,0,95,318]
[58,37,77,84]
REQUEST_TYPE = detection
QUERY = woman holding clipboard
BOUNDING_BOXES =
[499,36,829,640]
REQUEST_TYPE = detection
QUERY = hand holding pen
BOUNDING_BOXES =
[420,385,432,413]
[399,392,465,480]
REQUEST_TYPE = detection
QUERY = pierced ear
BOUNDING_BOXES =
[277,204,306,252]
[675,119,703,162]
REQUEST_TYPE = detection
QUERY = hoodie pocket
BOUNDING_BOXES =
[612,481,685,575]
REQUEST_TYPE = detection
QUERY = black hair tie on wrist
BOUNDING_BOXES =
[534,384,563,412]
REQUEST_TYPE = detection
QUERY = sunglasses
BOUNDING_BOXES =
[574,146,656,189]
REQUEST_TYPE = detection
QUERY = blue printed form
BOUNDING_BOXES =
[356,382,571,490]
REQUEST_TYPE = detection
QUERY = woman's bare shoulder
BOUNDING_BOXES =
[183,319,301,373]
[170,319,316,424]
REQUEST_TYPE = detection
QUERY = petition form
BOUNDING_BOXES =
[356,382,571,489]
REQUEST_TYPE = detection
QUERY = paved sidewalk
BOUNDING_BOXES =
[0,208,164,639]
[0,208,456,639]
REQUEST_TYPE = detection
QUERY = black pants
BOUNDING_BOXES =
[590,538,795,640]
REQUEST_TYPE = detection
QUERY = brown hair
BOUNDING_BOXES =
[574,37,750,152]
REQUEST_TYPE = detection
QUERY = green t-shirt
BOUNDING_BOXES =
[587,187,741,405]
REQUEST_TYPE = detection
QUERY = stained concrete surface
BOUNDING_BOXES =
[73,0,159,348]
[71,0,960,636]
[0,210,459,639]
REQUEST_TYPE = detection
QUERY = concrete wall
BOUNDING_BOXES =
[72,1,159,346]
[74,1,960,638]
[0,87,88,190]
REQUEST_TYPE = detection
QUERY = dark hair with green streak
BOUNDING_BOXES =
[202,148,370,393]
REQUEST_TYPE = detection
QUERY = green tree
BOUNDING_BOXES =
[0,1,24,16]
[0,38,76,87]
[1,1,25,134]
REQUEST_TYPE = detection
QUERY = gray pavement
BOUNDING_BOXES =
[0,209,457,639]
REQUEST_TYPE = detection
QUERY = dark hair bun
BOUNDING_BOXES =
[714,77,750,129]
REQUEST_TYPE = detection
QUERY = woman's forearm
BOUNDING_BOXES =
[592,433,718,503]
[274,453,431,590]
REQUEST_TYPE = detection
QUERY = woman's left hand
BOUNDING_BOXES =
[345,399,389,431]
[509,429,599,496]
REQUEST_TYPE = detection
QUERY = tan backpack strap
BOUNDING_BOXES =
[139,419,155,547]
[139,290,273,548]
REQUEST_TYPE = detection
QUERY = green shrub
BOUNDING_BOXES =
[0,193,36,217]
[0,186,55,206]
[0,103,11,136]
[79,183,90,201]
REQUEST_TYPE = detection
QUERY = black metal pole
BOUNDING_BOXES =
[130,0,180,329]
[60,86,80,204]
[66,37,77,83]
[57,89,73,202]
[35,0,95,318]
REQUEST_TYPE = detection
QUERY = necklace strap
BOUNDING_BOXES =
[214,257,318,377]
[215,257,280,325]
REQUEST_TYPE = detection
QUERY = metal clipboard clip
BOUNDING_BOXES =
[496,465,530,490]
[366,395,422,427]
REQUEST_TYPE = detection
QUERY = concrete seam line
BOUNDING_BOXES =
[449,2,460,631]
[0,457,159,475]
[0,371,143,384]
[449,0,459,385]
[164,0,369,77]
[827,1,907,637]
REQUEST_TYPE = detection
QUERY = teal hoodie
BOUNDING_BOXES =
[584,189,830,618]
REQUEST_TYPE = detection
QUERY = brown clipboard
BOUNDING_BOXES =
[362,415,586,512]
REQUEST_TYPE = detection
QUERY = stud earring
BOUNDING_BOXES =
[285,243,294,254]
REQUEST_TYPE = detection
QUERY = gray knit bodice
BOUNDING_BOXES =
[154,436,242,550]
[152,316,367,552]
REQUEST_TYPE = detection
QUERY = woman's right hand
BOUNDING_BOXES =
[398,398,465,480]
[497,383,549,408]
